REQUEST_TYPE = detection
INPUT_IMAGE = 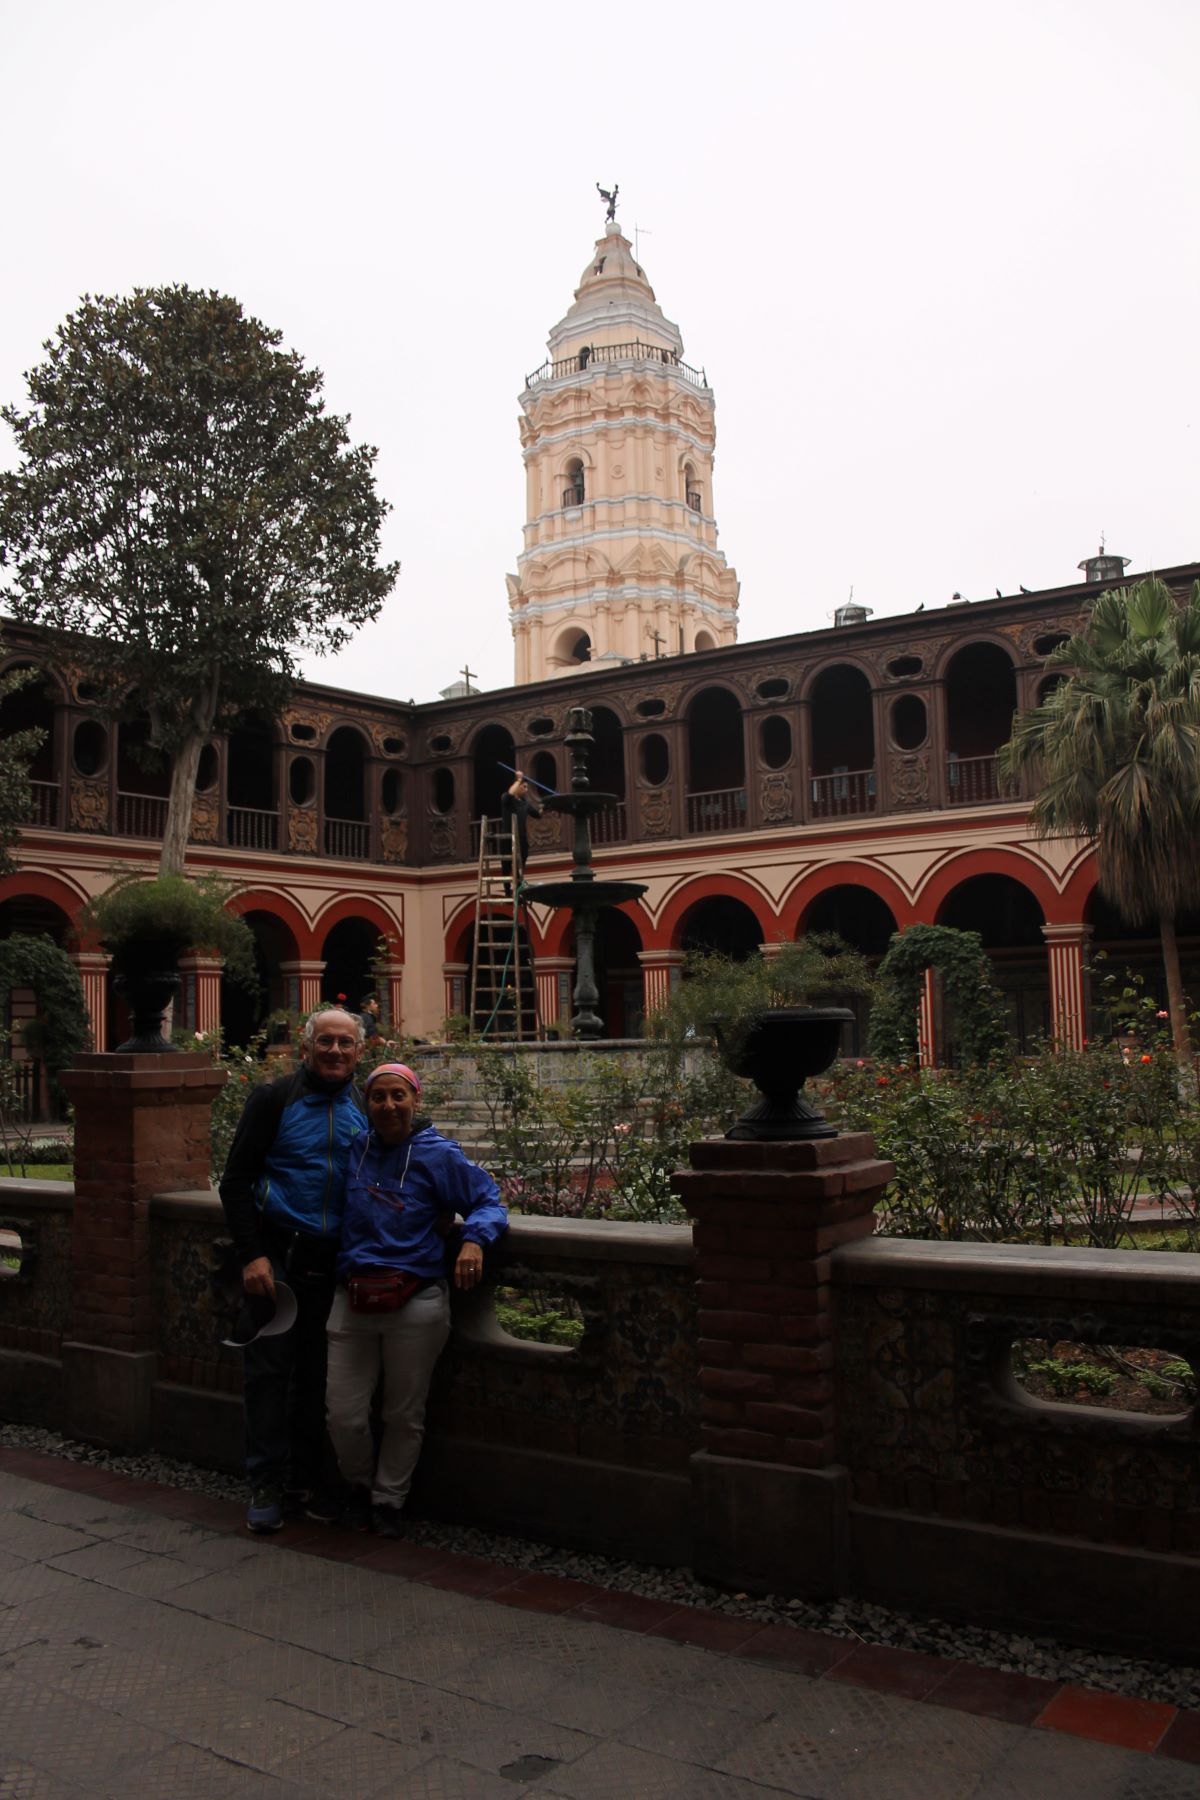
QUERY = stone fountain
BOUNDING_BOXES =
[522,706,647,1039]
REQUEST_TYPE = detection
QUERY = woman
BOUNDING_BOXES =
[326,1061,507,1536]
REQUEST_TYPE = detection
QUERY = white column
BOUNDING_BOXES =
[1042,923,1092,1051]
[917,967,937,1068]
[638,949,686,1019]
[72,950,110,1052]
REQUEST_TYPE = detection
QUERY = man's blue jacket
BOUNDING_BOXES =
[219,1068,366,1264]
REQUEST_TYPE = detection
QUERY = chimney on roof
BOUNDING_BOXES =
[832,587,872,628]
[1078,542,1130,586]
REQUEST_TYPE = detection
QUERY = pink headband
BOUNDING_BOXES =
[364,1062,422,1099]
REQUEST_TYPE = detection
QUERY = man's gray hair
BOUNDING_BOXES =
[301,1006,366,1051]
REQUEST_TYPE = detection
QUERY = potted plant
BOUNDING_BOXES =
[650,936,875,1140]
[78,870,258,1052]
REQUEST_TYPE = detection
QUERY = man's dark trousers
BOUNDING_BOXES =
[242,1226,340,1495]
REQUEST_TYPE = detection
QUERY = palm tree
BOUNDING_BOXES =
[999,576,1200,1063]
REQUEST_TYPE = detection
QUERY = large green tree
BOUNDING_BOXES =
[0,286,398,874]
[999,576,1200,1062]
[0,657,45,877]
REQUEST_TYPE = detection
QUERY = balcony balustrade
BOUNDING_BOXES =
[686,490,702,512]
[562,485,585,509]
[324,817,370,860]
[590,802,628,846]
[116,791,169,839]
[227,807,279,851]
[527,340,706,389]
[946,753,1001,806]
[25,781,59,828]
[686,787,747,835]
[810,768,877,819]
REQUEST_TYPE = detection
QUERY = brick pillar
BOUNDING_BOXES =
[638,949,685,1018]
[59,1051,227,1449]
[673,1132,893,1597]
[1043,923,1092,1050]
[71,949,110,1051]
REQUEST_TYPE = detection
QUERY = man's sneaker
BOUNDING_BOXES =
[371,1503,405,1540]
[246,1485,283,1534]
[341,1486,373,1533]
[303,1491,343,1525]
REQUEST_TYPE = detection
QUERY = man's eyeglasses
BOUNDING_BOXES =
[314,1034,358,1050]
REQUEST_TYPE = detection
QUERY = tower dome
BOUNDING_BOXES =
[548,221,683,360]
[506,214,739,683]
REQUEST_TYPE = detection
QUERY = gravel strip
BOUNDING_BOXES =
[3,1421,1196,1711]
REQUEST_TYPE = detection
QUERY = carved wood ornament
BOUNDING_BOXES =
[69,777,109,833]
[889,752,931,810]
[760,773,793,823]
[288,809,318,854]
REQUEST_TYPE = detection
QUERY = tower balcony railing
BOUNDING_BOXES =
[227,806,279,851]
[324,816,370,860]
[946,753,1001,806]
[527,340,707,390]
[562,485,585,509]
[686,490,703,512]
[810,768,877,819]
[116,791,169,839]
[687,787,747,835]
[25,780,60,828]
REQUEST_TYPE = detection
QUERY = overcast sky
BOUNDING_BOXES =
[2,0,1197,704]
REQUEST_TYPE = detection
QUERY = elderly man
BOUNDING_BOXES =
[219,1006,366,1533]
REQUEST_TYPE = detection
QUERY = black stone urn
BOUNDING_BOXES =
[714,1006,853,1141]
[109,936,187,1053]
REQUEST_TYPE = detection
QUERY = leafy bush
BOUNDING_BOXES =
[1022,1357,1119,1398]
[494,1286,584,1347]
[648,935,874,1067]
[79,870,258,989]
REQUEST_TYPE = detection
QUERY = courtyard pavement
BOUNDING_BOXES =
[1,1449,1198,1799]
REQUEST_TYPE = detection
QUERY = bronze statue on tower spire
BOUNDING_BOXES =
[596,183,619,223]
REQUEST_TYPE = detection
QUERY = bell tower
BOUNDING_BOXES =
[508,206,739,683]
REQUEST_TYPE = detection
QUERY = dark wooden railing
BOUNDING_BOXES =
[810,768,877,819]
[25,781,59,828]
[116,791,169,839]
[686,787,747,834]
[590,802,628,846]
[324,817,369,860]
[562,485,585,508]
[686,490,702,512]
[527,340,706,389]
[946,754,1000,806]
[227,807,279,851]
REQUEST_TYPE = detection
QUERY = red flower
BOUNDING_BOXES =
[876,1075,889,1087]
[1141,1053,1152,1064]
[336,992,347,1002]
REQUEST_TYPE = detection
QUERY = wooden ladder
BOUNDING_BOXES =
[468,814,539,1039]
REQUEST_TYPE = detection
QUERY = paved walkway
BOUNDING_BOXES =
[1,1451,1197,1799]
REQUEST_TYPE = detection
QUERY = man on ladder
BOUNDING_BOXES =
[500,771,544,895]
